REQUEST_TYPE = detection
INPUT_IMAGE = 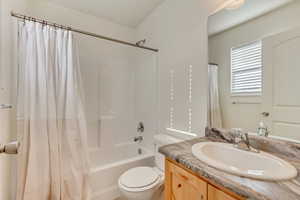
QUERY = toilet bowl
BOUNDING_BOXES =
[118,167,164,200]
[118,134,182,200]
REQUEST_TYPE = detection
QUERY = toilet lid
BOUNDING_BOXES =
[120,167,159,188]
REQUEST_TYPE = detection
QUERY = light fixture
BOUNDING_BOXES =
[226,0,245,10]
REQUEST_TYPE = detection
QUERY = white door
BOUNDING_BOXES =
[262,27,300,141]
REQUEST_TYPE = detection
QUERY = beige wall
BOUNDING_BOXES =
[208,1,300,132]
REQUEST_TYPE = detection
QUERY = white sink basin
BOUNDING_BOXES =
[192,142,297,181]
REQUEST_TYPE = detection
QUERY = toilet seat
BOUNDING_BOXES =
[119,167,162,192]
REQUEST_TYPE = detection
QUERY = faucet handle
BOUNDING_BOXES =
[231,129,250,145]
[232,128,242,135]
[232,128,243,141]
[133,135,143,143]
[242,133,250,143]
[137,122,144,133]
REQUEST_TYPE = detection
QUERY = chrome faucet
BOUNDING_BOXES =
[134,136,143,143]
[233,129,259,153]
[235,133,251,151]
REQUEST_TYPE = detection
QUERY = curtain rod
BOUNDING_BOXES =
[11,11,159,52]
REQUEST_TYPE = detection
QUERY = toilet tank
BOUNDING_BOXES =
[154,134,182,171]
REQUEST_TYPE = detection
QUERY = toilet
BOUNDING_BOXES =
[118,134,182,200]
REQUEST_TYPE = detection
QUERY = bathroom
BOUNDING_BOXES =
[0,0,300,200]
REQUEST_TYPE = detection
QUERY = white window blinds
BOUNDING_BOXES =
[231,41,262,95]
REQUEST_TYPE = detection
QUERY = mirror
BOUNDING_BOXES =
[207,0,300,142]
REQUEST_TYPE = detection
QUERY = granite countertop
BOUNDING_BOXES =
[159,128,300,200]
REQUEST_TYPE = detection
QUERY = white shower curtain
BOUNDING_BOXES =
[207,64,223,129]
[16,21,90,200]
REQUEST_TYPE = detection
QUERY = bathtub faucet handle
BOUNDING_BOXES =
[134,136,143,143]
[137,122,144,133]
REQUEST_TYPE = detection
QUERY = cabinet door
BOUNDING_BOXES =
[208,185,237,200]
[165,160,207,200]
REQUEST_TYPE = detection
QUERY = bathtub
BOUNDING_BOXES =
[89,143,154,200]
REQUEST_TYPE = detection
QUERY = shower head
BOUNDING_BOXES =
[136,39,146,47]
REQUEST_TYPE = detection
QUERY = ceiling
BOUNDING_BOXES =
[47,0,165,28]
[208,0,294,36]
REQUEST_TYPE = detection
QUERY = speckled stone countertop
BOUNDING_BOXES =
[159,128,300,200]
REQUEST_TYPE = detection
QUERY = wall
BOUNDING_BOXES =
[208,1,300,132]
[136,0,219,139]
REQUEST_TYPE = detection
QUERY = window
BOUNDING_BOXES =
[231,41,262,95]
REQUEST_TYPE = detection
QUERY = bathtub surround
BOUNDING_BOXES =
[159,128,300,200]
[16,21,90,200]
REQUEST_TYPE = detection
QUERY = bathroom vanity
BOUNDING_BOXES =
[161,129,300,200]
[165,158,243,200]
[198,0,300,199]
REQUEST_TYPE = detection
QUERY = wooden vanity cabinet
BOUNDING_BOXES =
[165,159,243,200]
